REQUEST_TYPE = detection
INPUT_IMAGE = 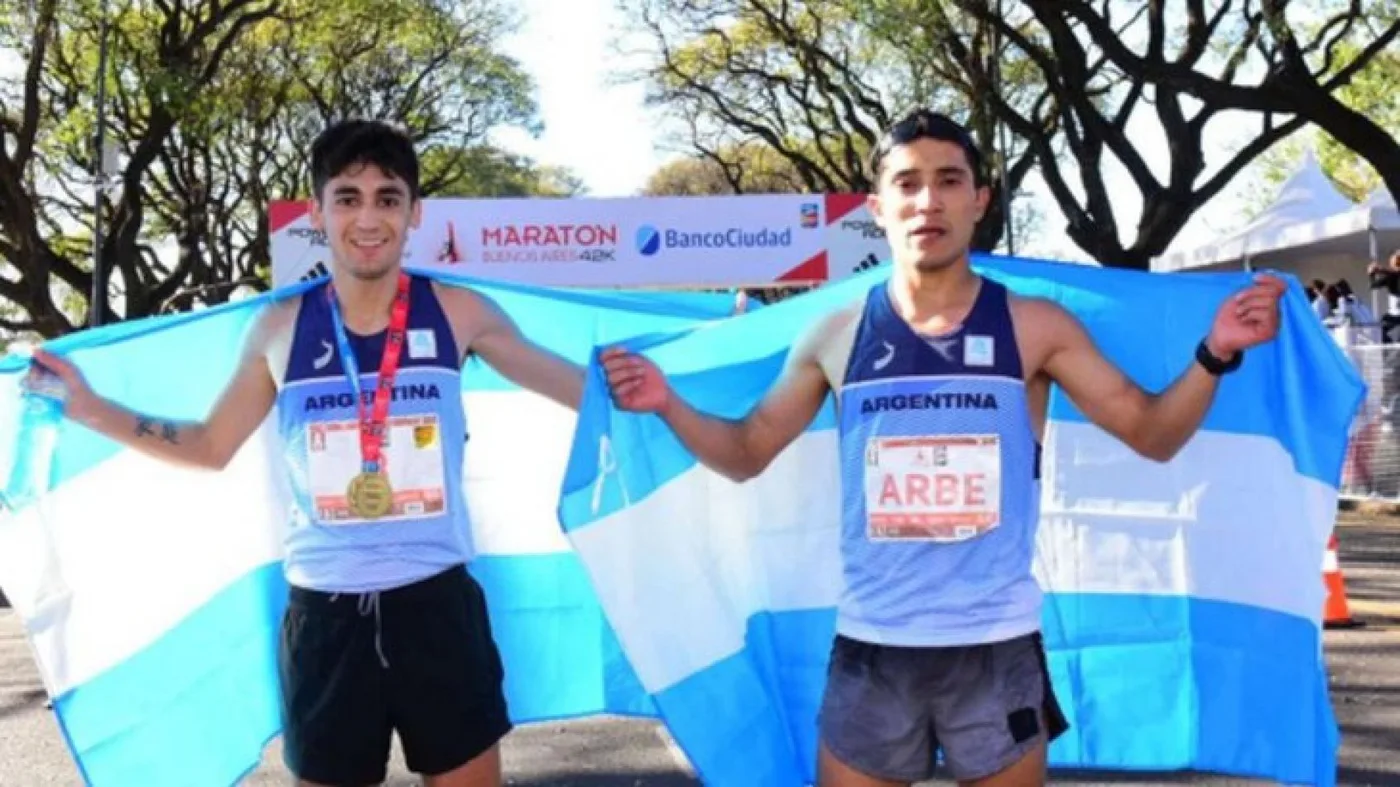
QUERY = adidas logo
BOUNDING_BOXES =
[299,262,329,282]
[852,253,881,273]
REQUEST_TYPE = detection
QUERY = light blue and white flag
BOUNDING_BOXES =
[0,257,1358,787]
[560,256,1361,787]
[0,273,743,786]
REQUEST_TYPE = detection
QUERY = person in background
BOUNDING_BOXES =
[1309,279,1332,322]
[1335,278,1380,342]
[1369,251,1400,342]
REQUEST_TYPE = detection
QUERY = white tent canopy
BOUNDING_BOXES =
[1152,151,1358,273]
[1151,154,1400,307]
[1358,185,1400,263]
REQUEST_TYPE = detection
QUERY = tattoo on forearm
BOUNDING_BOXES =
[134,418,180,444]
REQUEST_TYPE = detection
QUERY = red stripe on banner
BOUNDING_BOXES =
[269,200,310,233]
[824,193,865,225]
[777,251,828,282]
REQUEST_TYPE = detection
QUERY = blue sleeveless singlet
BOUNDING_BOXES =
[277,274,472,593]
[834,277,1042,646]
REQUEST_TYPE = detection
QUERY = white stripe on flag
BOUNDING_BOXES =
[0,420,287,696]
[569,429,844,694]
[461,392,578,557]
[1036,422,1334,623]
[572,423,1334,694]
[1,390,581,698]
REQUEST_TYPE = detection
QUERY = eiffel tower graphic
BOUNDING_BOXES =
[438,220,462,264]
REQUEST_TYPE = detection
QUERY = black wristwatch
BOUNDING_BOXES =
[1195,339,1242,376]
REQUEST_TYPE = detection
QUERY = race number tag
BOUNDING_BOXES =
[865,434,1001,542]
[306,414,447,524]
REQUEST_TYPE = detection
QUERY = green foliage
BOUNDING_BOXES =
[622,0,1046,251]
[0,0,579,334]
[1247,43,1399,208]
[642,143,807,195]
[422,146,585,198]
[622,0,1395,268]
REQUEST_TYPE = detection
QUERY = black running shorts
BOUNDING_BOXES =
[277,564,512,784]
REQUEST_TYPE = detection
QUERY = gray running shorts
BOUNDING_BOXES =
[817,631,1069,783]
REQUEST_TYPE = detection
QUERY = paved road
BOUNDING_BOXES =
[1,519,1396,786]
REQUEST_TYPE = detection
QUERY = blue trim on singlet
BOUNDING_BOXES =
[833,277,1044,646]
[277,275,473,593]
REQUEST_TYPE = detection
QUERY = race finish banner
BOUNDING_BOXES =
[268,193,891,288]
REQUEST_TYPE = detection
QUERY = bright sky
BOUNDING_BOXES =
[489,0,672,199]
[490,0,1271,265]
[0,2,1303,267]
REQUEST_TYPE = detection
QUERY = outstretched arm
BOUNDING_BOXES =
[446,287,584,411]
[600,315,835,482]
[1033,274,1284,462]
[1037,311,1219,462]
[29,304,286,471]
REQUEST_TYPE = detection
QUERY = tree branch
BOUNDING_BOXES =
[15,0,58,169]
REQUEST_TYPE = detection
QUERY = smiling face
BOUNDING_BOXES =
[867,137,989,275]
[309,162,421,282]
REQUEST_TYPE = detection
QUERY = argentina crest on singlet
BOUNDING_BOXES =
[833,276,1043,647]
[276,274,473,594]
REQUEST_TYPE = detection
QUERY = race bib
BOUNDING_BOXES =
[864,434,1001,542]
[306,414,448,524]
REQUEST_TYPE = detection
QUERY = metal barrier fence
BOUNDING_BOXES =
[1339,339,1400,500]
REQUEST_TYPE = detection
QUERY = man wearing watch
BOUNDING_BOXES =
[599,109,1284,787]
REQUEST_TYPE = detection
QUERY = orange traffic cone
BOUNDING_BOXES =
[1323,534,1361,629]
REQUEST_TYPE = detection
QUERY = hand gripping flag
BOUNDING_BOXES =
[0,257,1360,786]
[559,256,1361,787]
[0,271,742,786]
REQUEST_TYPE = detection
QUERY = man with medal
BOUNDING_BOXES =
[599,109,1285,787]
[28,119,585,787]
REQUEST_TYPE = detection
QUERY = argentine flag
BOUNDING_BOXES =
[0,273,735,786]
[559,256,1359,787]
[0,257,1359,786]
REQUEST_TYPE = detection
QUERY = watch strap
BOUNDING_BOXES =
[1196,339,1242,376]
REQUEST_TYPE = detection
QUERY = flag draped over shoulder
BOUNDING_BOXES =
[559,256,1362,787]
[0,257,1361,787]
[0,272,737,787]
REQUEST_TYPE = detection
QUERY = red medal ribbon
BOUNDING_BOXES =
[326,272,412,473]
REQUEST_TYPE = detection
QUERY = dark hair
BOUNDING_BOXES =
[1324,283,1341,309]
[869,109,986,188]
[310,119,420,201]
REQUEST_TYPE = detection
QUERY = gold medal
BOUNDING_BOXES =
[347,471,394,519]
[329,273,411,522]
